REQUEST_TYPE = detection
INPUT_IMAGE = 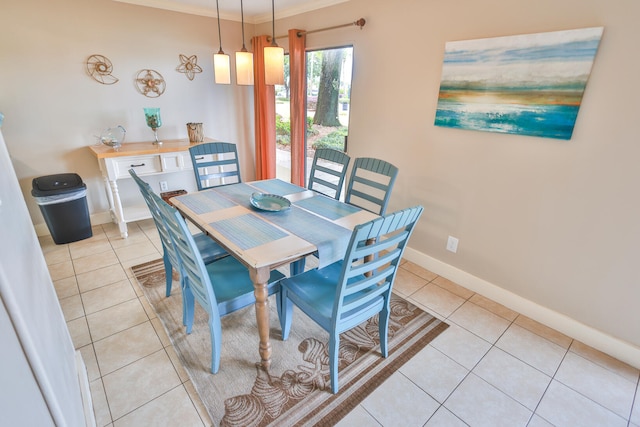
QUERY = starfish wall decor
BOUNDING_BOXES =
[176,54,203,81]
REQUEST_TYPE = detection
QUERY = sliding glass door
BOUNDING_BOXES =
[275,46,353,184]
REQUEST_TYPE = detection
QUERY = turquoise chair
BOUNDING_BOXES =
[345,157,399,215]
[189,142,242,190]
[307,148,351,200]
[279,205,424,393]
[152,189,285,374]
[129,169,227,299]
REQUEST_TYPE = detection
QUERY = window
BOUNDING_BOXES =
[275,46,353,185]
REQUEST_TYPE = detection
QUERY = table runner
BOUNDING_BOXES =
[249,178,306,196]
[210,214,288,250]
[176,191,236,214]
[176,180,362,268]
[211,183,255,207]
[259,206,351,268]
[293,194,360,221]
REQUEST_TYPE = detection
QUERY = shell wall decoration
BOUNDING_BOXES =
[86,54,119,85]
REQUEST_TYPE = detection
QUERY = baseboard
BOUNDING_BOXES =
[403,247,640,370]
[75,351,95,427]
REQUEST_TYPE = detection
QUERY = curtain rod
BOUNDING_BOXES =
[274,18,366,40]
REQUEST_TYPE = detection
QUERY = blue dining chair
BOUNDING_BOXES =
[152,189,285,374]
[345,157,399,215]
[307,148,351,200]
[129,169,227,299]
[189,142,242,190]
[279,205,424,393]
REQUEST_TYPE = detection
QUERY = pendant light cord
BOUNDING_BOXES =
[216,0,224,54]
[271,0,277,47]
[240,0,247,51]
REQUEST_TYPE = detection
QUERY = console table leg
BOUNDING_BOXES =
[108,179,128,238]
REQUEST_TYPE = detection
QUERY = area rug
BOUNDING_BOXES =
[132,259,448,426]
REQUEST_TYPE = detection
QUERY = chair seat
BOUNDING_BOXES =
[194,232,228,264]
[205,255,284,316]
[281,261,382,332]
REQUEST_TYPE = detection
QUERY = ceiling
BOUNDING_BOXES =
[112,0,350,23]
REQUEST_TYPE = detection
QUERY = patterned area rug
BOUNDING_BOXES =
[132,259,448,426]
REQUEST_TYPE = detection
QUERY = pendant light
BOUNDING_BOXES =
[235,0,254,85]
[213,0,230,84]
[264,0,284,85]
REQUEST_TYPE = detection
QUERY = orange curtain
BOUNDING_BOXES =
[252,35,277,180]
[289,29,306,187]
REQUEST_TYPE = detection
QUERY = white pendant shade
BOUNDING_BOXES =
[235,51,254,85]
[213,52,231,85]
[264,45,284,86]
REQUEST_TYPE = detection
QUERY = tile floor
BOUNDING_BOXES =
[43,220,640,427]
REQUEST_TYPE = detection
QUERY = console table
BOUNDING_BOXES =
[89,138,210,238]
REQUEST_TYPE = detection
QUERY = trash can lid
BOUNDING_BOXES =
[32,173,86,196]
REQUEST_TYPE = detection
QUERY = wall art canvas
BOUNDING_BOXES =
[434,27,603,140]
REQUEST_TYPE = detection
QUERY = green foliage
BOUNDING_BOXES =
[312,127,348,150]
[275,114,290,146]
[276,114,290,135]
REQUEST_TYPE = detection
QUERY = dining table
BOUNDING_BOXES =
[170,178,379,369]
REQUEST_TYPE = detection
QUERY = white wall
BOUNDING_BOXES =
[2,0,639,366]
[0,123,89,426]
[0,0,256,225]
[267,0,640,364]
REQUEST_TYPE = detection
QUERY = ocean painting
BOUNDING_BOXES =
[434,27,603,140]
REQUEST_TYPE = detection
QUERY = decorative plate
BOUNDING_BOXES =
[250,193,291,212]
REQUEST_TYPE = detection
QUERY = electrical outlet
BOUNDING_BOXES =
[160,181,168,191]
[446,236,459,253]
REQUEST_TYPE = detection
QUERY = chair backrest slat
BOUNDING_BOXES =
[189,142,242,190]
[129,169,181,268]
[150,189,220,318]
[345,157,399,215]
[333,206,423,323]
[307,148,351,200]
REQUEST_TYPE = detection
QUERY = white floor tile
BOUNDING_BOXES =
[430,323,492,370]
[393,267,429,297]
[425,406,468,427]
[536,380,627,427]
[444,373,532,427]
[399,345,469,403]
[43,219,640,427]
[410,283,466,318]
[527,414,556,427]
[632,381,640,425]
[554,352,636,418]
[112,386,204,427]
[86,299,148,341]
[76,264,129,293]
[102,349,181,420]
[448,301,511,344]
[495,324,566,376]
[81,279,137,315]
[361,372,439,426]
[336,405,382,427]
[570,340,640,383]
[94,322,163,375]
[473,347,551,410]
[89,378,112,427]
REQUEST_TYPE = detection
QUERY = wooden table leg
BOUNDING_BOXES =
[250,266,272,370]
[364,237,376,277]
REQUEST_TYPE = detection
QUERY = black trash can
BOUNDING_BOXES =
[32,173,92,244]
